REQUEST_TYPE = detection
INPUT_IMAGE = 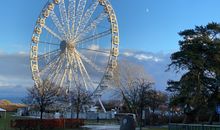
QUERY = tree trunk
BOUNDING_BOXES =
[121,90,133,113]
[208,111,214,125]
[152,108,155,125]
[40,108,43,130]
[195,116,199,123]
[76,99,80,119]
[40,111,43,120]
[76,88,80,119]
[139,107,143,130]
[195,113,199,123]
[71,103,74,119]
[76,108,79,119]
[40,107,43,120]
[183,115,187,123]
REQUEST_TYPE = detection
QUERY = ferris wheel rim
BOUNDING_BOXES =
[30,0,120,95]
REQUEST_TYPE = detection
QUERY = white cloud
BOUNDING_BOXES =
[135,54,162,62]
[0,52,33,89]
[123,52,134,57]
[154,57,162,62]
[0,75,33,88]
[123,51,163,62]
[18,51,28,55]
[135,54,154,61]
[88,44,100,50]
[0,49,176,99]
[120,51,181,91]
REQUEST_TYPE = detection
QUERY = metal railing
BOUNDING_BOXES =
[169,123,220,130]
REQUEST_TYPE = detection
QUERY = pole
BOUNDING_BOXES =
[98,98,106,113]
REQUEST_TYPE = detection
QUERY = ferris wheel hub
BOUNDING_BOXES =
[60,41,75,52]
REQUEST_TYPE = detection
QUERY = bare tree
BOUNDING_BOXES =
[147,90,168,125]
[63,85,93,119]
[113,60,153,88]
[148,90,168,114]
[25,80,60,120]
[127,79,153,122]
[112,60,154,129]
[112,60,153,111]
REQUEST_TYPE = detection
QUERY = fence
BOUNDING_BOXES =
[169,123,220,130]
[11,119,84,130]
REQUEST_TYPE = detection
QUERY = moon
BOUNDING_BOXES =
[146,8,150,13]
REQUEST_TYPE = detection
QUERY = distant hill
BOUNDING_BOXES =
[0,99,26,111]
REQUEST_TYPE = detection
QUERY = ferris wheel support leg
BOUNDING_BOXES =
[98,98,106,113]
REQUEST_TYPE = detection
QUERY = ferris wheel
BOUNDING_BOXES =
[30,0,119,99]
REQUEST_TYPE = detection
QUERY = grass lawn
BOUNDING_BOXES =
[0,112,15,130]
[142,128,168,130]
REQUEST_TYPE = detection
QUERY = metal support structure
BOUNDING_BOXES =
[99,97,106,113]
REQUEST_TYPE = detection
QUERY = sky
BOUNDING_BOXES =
[1,0,220,53]
[0,0,220,102]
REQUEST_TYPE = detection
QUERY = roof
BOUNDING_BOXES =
[0,108,6,112]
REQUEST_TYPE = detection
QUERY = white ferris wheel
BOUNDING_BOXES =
[30,0,119,105]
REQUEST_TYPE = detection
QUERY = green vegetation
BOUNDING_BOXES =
[167,22,220,123]
[0,112,14,130]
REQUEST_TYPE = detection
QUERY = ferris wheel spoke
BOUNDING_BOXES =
[75,0,99,36]
[39,53,60,74]
[59,69,68,87]
[39,41,60,46]
[66,53,74,84]
[38,49,60,59]
[76,53,91,80]
[50,10,67,39]
[68,0,77,37]
[75,54,89,90]
[45,55,61,76]
[54,55,69,86]
[78,48,110,54]
[43,25,63,41]
[70,51,81,87]
[59,0,70,35]
[68,0,76,24]
[78,56,95,89]
[77,51,103,73]
[70,68,78,88]
[51,67,62,84]
[67,67,73,85]
[75,29,111,45]
[76,11,108,39]
[42,51,60,66]
[50,56,65,83]
[59,53,73,87]
[54,60,65,83]
[40,55,61,80]
[74,0,87,35]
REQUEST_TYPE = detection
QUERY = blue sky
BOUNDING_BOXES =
[112,0,220,52]
[1,0,220,53]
